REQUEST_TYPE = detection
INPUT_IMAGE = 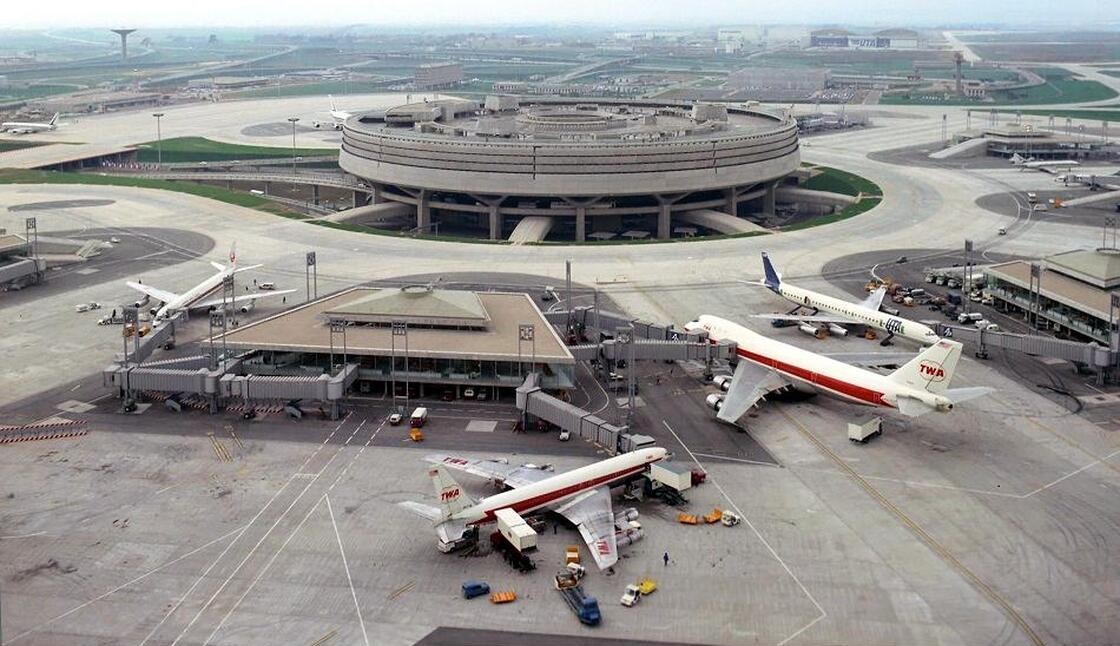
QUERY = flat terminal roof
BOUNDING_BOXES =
[0,233,27,254]
[988,260,1113,320]
[218,288,574,363]
[1045,249,1120,289]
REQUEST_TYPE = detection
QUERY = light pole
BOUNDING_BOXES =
[152,112,164,169]
[287,117,299,175]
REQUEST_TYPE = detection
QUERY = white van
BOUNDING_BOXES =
[410,407,428,427]
[259,281,276,291]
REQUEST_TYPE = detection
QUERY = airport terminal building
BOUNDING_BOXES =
[339,96,800,242]
[986,248,1120,344]
[218,285,576,399]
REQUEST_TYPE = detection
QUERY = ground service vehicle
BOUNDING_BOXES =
[620,584,641,607]
[410,407,428,427]
[462,581,490,599]
[556,571,601,625]
[388,413,403,426]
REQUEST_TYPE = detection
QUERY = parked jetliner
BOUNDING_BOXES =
[753,253,940,346]
[311,96,352,130]
[399,448,668,570]
[2,113,60,134]
[686,315,991,423]
[1010,154,1080,173]
[126,245,294,323]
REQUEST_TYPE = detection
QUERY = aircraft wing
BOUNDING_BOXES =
[422,454,552,489]
[860,287,887,311]
[552,487,618,570]
[126,281,179,304]
[822,351,917,369]
[752,313,858,325]
[718,361,791,423]
[193,289,296,310]
[233,264,263,274]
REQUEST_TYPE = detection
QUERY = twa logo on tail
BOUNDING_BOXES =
[919,360,946,381]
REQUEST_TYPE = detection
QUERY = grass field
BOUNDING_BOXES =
[882,67,1117,106]
[0,169,304,219]
[784,165,883,231]
[0,140,48,153]
[134,137,337,163]
[802,165,883,197]
[783,197,882,231]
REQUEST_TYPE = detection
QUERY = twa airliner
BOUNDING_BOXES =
[685,314,991,423]
[399,447,668,570]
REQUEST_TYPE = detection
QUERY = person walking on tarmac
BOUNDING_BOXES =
[663,551,670,567]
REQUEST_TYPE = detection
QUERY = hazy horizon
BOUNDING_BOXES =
[3,0,1118,31]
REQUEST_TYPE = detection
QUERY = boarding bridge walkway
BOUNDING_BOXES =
[104,316,359,418]
[1061,189,1120,208]
[929,138,990,160]
[515,374,650,456]
[936,323,1111,369]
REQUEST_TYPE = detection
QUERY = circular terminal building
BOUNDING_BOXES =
[340,96,800,241]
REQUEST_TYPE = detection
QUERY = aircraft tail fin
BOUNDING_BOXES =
[329,94,336,111]
[49,113,59,126]
[761,252,781,292]
[888,339,962,394]
[429,465,475,520]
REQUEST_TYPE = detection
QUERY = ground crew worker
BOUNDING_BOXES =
[663,551,669,566]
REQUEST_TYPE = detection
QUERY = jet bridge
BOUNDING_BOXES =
[515,373,649,455]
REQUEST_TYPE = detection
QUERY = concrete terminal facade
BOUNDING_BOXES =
[217,285,576,399]
[987,248,1120,344]
[339,97,800,241]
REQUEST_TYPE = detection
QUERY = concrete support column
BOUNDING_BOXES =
[264,181,271,196]
[371,184,383,204]
[226,180,232,191]
[352,189,367,207]
[764,182,777,214]
[658,204,671,239]
[312,184,320,206]
[417,189,431,232]
[576,207,587,242]
[489,205,502,240]
[724,187,737,216]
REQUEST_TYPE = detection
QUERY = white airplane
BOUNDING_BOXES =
[685,315,992,424]
[311,96,352,130]
[126,245,294,323]
[399,447,668,570]
[753,253,940,346]
[1010,154,1080,173]
[2,112,60,134]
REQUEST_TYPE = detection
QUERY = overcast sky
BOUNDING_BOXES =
[5,0,1116,30]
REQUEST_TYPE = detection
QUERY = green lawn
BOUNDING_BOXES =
[784,197,882,231]
[802,165,883,197]
[0,140,48,153]
[0,169,305,219]
[883,75,1117,106]
[134,137,337,163]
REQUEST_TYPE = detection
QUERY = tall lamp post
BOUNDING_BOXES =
[287,117,300,174]
[152,112,165,169]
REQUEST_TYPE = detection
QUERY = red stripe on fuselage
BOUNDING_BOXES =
[735,346,889,407]
[471,463,649,525]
